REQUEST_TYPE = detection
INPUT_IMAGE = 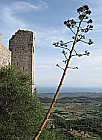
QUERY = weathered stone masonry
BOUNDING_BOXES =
[0,30,35,91]
[0,34,11,68]
[9,30,35,89]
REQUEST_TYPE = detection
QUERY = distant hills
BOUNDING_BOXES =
[37,87,102,98]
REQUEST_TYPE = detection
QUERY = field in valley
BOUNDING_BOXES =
[39,95,102,140]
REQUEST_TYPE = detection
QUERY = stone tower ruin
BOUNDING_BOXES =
[9,30,34,91]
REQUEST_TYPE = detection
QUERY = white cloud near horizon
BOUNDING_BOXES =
[35,48,102,87]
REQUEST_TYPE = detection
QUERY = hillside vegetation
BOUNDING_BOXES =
[0,66,60,140]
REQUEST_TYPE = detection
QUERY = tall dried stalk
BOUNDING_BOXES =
[33,5,93,140]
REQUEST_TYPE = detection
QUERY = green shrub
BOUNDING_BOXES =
[0,66,57,140]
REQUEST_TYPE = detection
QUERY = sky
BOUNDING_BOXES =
[0,0,102,88]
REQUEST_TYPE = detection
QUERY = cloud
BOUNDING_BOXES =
[0,6,26,47]
[89,0,102,31]
[0,0,102,87]
[35,26,71,47]
[0,6,26,46]
[12,1,48,13]
[0,7,25,29]
[0,0,48,29]
[0,0,49,46]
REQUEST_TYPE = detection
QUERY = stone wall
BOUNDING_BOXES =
[0,47,11,68]
[0,33,1,48]
[0,34,11,68]
[9,29,35,90]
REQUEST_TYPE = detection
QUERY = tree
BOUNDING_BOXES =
[0,66,59,140]
[34,5,94,140]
